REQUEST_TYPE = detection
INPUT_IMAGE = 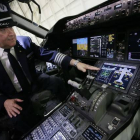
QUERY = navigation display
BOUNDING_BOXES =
[95,63,136,90]
[72,37,88,57]
[82,125,103,140]
[128,31,140,61]
[89,34,115,58]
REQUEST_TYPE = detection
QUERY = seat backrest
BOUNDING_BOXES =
[31,90,55,116]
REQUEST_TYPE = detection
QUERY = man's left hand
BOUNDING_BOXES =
[76,62,100,72]
[70,59,100,72]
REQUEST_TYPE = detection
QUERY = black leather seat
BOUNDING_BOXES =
[0,89,54,140]
[31,89,55,116]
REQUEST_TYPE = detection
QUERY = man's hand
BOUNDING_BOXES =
[70,59,100,72]
[77,62,100,72]
[4,99,23,118]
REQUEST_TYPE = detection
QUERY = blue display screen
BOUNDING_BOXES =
[82,125,103,140]
[95,63,136,90]
[72,37,88,57]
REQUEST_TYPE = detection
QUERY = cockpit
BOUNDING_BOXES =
[1,0,140,140]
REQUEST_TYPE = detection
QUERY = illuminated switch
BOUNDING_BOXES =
[70,96,78,102]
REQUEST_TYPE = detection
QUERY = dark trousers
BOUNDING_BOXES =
[34,73,69,100]
[2,74,69,135]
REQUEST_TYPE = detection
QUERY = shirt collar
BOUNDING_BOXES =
[0,47,15,58]
[0,48,4,58]
[11,47,14,51]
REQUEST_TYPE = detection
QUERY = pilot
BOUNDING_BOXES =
[0,2,99,138]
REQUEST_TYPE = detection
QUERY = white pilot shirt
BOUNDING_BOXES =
[0,47,22,92]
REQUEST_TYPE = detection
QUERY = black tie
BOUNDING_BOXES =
[4,49,31,92]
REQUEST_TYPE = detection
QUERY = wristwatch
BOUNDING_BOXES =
[74,60,81,68]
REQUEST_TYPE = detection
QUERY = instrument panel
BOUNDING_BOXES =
[72,33,116,59]
[94,61,138,93]
[23,103,108,140]
[21,0,140,140]
[64,0,140,32]
[64,0,140,63]
[71,29,140,62]
[22,60,140,140]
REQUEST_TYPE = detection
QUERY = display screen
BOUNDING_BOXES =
[89,34,115,58]
[51,131,66,140]
[72,37,88,57]
[95,63,136,90]
[46,62,57,71]
[128,31,140,61]
[82,125,103,140]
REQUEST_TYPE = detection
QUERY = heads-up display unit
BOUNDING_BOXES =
[128,30,140,61]
[95,62,137,92]
[89,34,115,59]
[72,37,88,57]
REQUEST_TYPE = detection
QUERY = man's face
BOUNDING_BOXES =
[0,27,16,49]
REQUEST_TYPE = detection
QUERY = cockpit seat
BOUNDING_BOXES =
[0,89,54,140]
[31,89,55,116]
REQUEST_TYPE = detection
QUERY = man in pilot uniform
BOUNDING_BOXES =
[0,2,99,136]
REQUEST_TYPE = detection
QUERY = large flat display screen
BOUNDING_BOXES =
[89,34,115,58]
[95,63,136,90]
[72,37,88,57]
[82,125,103,140]
[128,31,140,61]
